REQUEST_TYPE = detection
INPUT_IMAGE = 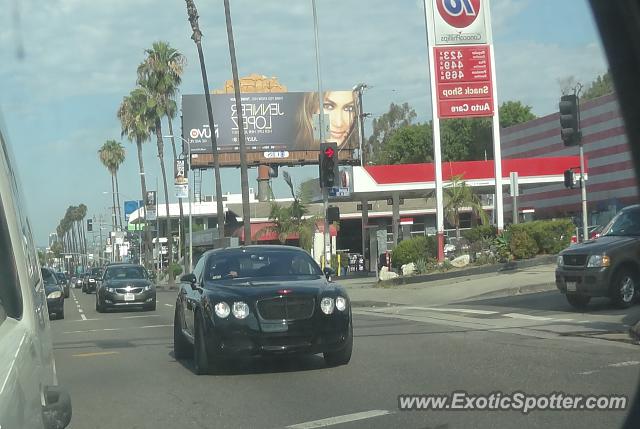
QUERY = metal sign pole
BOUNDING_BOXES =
[580,144,588,241]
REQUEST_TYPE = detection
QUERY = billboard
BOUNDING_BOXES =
[432,0,489,45]
[182,91,360,167]
[145,191,157,221]
[175,159,188,199]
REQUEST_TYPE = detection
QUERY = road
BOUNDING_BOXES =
[51,275,640,429]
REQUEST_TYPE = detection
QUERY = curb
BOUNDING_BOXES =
[377,255,557,287]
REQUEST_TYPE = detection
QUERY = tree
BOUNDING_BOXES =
[98,140,126,231]
[582,71,614,100]
[368,102,417,163]
[257,171,317,251]
[498,101,536,128]
[376,123,433,164]
[443,175,489,238]
[118,88,155,267]
[137,41,186,262]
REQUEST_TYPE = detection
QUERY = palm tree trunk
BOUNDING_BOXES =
[167,117,185,264]
[155,122,174,287]
[136,141,152,269]
[455,208,461,238]
[111,173,118,231]
[115,172,123,232]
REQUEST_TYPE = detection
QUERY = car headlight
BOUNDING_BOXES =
[335,296,348,312]
[144,285,152,291]
[587,255,610,268]
[214,302,230,318]
[106,287,115,293]
[89,278,95,283]
[557,255,564,267]
[232,301,250,319]
[320,297,335,315]
[47,291,62,299]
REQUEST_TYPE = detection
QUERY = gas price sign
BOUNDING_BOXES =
[434,45,494,118]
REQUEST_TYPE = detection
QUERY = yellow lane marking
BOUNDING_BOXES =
[72,351,120,358]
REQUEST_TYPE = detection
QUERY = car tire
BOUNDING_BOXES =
[173,306,193,360]
[58,308,64,320]
[64,288,69,299]
[193,312,212,375]
[611,268,637,309]
[323,323,353,367]
[95,297,103,313]
[146,300,157,311]
[566,293,591,310]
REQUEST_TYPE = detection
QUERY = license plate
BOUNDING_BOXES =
[566,281,577,292]
[124,293,135,301]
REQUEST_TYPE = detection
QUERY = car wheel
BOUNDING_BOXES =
[323,323,353,367]
[95,297,103,313]
[58,308,64,320]
[566,293,591,310]
[146,300,157,311]
[64,288,69,299]
[611,269,637,309]
[173,306,193,360]
[193,312,212,375]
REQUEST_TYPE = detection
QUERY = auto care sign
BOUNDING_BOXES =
[425,0,495,119]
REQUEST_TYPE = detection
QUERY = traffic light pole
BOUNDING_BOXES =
[579,143,588,242]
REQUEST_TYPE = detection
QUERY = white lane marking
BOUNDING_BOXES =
[63,324,172,334]
[406,307,499,315]
[608,361,640,368]
[578,370,599,375]
[80,314,87,321]
[121,315,159,319]
[164,303,174,308]
[503,313,552,321]
[286,410,392,429]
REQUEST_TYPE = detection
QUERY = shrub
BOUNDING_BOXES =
[463,225,498,243]
[414,258,430,274]
[508,219,573,255]
[168,263,183,280]
[392,235,437,269]
[492,231,512,262]
[509,229,538,260]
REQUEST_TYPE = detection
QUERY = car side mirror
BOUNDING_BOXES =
[181,273,197,288]
[323,267,335,282]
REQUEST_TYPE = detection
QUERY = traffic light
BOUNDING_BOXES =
[87,218,93,232]
[319,142,339,188]
[327,206,340,223]
[559,94,581,146]
[564,169,575,189]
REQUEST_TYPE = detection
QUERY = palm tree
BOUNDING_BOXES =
[138,41,186,270]
[257,171,317,251]
[444,175,489,238]
[77,204,88,266]
[118,88,155,268]
[98,140,126,231]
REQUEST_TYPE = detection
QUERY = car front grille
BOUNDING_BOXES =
[562,254,588,267]
[257,296,315,321]
[115,287,144,294]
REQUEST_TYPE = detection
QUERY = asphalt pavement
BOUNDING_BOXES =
[50,272,640,429]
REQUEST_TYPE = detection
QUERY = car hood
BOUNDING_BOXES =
[103,279,152,288]
[563,235,638,254]
[202,276,342,299]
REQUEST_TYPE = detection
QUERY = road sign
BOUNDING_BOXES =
[328,187,350,197]
[64,254,72,259]
[435,45,494,118]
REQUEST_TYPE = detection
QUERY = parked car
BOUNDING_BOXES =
[557,205,640,309]
[55,271,70,298]
[0,120,72,428]
[95,263,156,312]
[82,267,102,293]
[42,268,65,320]
[174,245,353,375]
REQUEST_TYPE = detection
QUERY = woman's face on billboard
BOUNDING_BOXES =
[324,91,355,146]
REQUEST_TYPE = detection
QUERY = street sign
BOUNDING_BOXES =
[509,172,519,197]
[64,254,72,259]
[328,187,350,197]
[357,203,372,211]
[435,45,494,118]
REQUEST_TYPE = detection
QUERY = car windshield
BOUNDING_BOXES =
[41,269,57,286]
[602,208,640,237]
[104,266,146,280]
[204,249,322,281]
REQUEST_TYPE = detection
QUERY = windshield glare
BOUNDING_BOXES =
[105,266,146,280]
[205,250,322,281]
[602,209,640,236]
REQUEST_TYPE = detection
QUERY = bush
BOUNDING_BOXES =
[508,219,573,255]
[392,235,437,269]
[463,225,498,243]
[509,229,538,260]
[168,263,183,280]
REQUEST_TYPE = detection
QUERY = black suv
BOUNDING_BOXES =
[556,204,640,309]
[82,267,103,294]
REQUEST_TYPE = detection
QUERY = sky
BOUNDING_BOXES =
[0,0,608,246]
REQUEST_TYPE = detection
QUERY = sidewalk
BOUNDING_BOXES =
[339,264,558,307]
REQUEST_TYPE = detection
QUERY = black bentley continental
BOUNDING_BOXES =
[173,245,353,374]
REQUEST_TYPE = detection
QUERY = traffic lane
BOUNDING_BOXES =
[457,290,640,326]
[51,309,639,429]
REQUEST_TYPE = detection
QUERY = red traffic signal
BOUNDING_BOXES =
[324,146,335,158]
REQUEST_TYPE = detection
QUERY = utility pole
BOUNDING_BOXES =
[311,0,330,266]
[185,0,226,247]
[223,0,252,245]
[354,83,370,270]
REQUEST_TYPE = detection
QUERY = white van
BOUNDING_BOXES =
[0,120,72,428]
